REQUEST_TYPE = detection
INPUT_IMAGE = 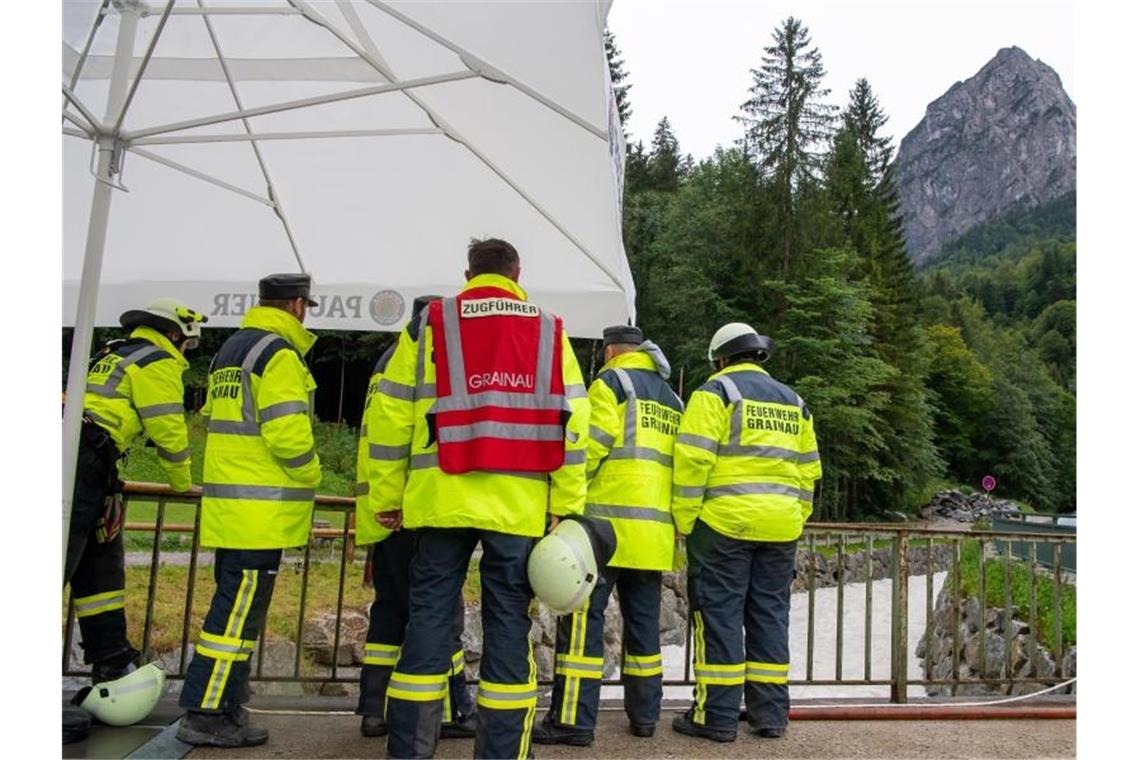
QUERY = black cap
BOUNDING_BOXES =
[259,273,318,307]
[602,324,643,347]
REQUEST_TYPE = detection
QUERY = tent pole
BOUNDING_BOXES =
[63,0,142,573]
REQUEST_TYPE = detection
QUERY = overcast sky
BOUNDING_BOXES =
[606,0,1076,160]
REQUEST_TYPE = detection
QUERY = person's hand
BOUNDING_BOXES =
[547,514,561,533]
[675,528,685,544]
[377,509,403,530]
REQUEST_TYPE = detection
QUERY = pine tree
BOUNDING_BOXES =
[738,16,838,272]
[604,29,633,141]
[646,117,683,192]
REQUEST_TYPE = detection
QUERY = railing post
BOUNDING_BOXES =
[890,531,909,703]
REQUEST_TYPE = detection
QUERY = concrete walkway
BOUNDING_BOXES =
[185,706,1074,760]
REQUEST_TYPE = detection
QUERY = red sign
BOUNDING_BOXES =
[982,475,997,492]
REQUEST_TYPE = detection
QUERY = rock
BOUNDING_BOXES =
[301,609,369,666]
[461,603,483,659]
[896,47,1076,264]
[1062,646,1076,680]
[963,630,1006,679]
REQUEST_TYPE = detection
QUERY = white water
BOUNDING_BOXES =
[601,572,947,701]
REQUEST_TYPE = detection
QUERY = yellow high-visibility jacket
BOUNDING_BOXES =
[585,344,682,570]
[84,326,192,491]
[354,344,396,547]
[365,274,590,538]
[200,306,321,549]
[672,362,822,542]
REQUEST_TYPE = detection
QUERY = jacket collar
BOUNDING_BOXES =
[241,306,317,355]
[461,273,528,301]
[130,326,189,369]
[709,360,769,382]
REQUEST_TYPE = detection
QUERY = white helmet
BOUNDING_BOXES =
[528,518,616,615]
[120,298,208,339]
[708,322,773,366]
[74,663,166,726]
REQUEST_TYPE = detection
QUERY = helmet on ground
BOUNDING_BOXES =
[120,298,208,339]
[73,663,166,727]
[708,322,773,366]
[528,517,617,615]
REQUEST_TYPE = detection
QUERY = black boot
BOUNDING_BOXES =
[671,710,736,743]
[531,716,594,747]
[91,647,142,684]
[441,711,477,739]
[630,723,656,737]
[360,715,388,737]
[754,726,785,738]
[63,706,91,744]
[176,709,269,747]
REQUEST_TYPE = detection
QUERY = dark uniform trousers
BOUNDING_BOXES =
[686,519,796,731]
[358,529,474,723]
[386,528,535,760]
[66,421,133,668]
[545,567,663,731]
[179,549,282,713]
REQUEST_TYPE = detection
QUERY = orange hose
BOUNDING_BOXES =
[789,705,1074,720]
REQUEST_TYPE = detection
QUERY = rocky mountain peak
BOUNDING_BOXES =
[894,46,1076,265]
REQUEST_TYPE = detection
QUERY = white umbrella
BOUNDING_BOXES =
[62,0,633,558]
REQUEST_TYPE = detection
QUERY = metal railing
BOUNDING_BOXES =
[63,483,1076,702]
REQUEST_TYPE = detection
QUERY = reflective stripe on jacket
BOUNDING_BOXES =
[672,362,822,542]
[586,345,682,570]
[427,290,568,473]
[200,306,320,549]
[83,326,192,491]
[354,344,396,547]
[365,274,589,538]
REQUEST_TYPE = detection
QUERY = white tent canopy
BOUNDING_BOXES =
[61,0,633,562]
[63,0,634,336]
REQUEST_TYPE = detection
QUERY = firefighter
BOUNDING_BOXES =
[355,296,476,740]
[368,238,590,759]
[670,323,821,742]
[67,298,205,684]
[534,325,682,746]
[176,274,322,748]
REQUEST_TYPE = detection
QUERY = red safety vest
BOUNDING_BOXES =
[427,287,568,474]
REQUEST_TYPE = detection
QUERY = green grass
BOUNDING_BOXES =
[957,541,1075,652]
[65,549,484,656]
[120,415,358,498]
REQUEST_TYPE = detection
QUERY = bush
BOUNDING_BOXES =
[957,541,1075,652]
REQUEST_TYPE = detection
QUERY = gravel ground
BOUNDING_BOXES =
[186,709,1075,759]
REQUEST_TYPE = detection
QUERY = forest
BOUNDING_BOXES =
[65,18,1076,521]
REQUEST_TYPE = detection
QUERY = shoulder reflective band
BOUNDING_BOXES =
[86,344,165,399]
[715,374,744,447]
[207,333,280,436]
[612,367,638,447]
[565,383,587,399]
[585,503,673,524]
